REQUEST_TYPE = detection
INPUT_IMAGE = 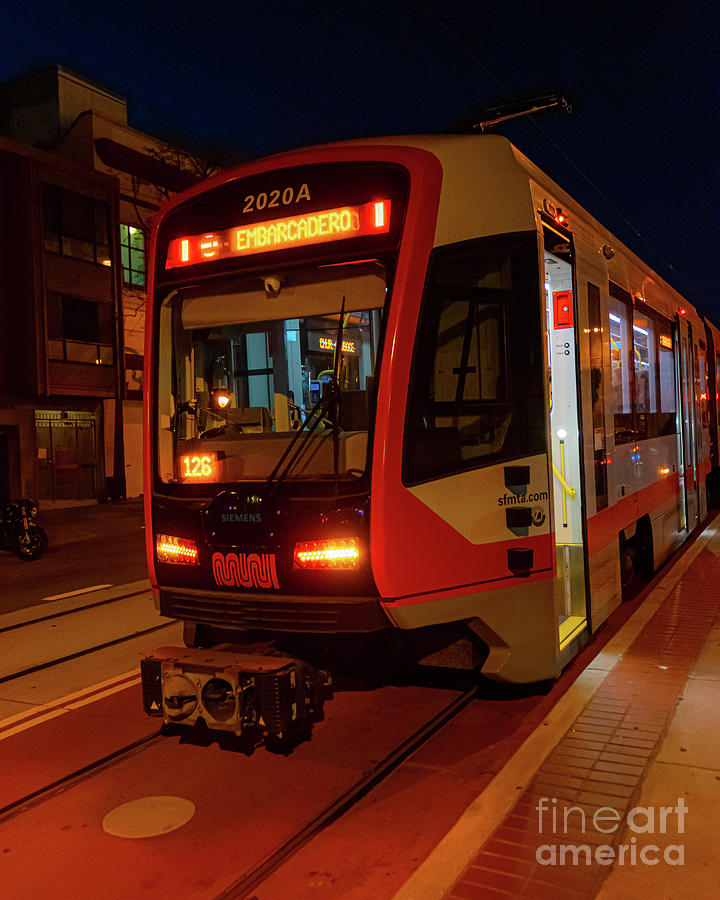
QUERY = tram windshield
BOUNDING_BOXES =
[156,260,387,487]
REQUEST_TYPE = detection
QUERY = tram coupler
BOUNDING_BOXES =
[141,645,330,742]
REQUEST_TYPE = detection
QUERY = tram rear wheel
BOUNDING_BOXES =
[620,546,636,591]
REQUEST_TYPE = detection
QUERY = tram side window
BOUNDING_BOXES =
[403,234,544,483]
[609,284,633,444]
[632,310,657,417]
[698,343,709,428]
[588,282,608,511]
[633,308,678,440]
[656,320,676,436]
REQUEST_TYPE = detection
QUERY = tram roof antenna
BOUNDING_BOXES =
[470,93,572,133]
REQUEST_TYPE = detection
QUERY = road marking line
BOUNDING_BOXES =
[41,584,113,602]
[66,678,141,711]
[0,709,69,740]
[0,677,141,741]
[0,669,139,729]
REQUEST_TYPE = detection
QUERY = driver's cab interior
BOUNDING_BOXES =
[157,261,387,485]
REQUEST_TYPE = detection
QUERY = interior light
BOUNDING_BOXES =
[212,388,231,409]
[633,325,649,336]
[156,534,199,565]
[557,428,568,439]
[101,258,112,267]
[293,537,360,570]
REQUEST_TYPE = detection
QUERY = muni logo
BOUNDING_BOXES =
[211,552,280,590]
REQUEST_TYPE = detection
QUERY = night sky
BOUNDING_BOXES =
[2,0,718,316]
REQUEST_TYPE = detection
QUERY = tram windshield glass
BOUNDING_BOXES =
[156,261,387,487]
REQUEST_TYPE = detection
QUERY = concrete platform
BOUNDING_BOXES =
[396,517,720,899]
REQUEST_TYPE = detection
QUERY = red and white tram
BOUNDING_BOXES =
[141,135,719,737]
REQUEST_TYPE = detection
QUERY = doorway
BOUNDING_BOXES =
[543,226,589,647]
[35,411,98,502]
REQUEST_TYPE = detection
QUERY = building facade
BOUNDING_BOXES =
[0,65,217,505]
[0,133,124,505]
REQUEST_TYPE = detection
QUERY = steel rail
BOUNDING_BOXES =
[213,683,478,900]
[0,587,151,636]
[0,620,176,686]
[0,728,171,824]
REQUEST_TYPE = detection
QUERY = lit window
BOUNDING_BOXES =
[120,224,146,288]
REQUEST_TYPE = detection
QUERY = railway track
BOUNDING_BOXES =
[0,668,478,900]
[0,585,176,685]
[0,621,176,686]
[214,683,477,899]
[0,586,150,636]
[0,727,169,823]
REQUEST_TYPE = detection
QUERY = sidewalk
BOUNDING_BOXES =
[397,517,720,899]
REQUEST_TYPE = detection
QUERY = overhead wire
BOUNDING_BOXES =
[417,1,700,298]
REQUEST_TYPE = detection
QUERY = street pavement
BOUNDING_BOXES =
[0,499,148,614]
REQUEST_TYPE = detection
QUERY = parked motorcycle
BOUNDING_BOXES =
[1,499,48,560]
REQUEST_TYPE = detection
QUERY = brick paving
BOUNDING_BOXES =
[445,530,720,898]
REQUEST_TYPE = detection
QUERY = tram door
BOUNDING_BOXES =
[543,227,589,647]
[679,322,700,530]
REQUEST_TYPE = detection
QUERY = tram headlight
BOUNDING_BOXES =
[201,677,237,722]
[156,533,200,565]
[163,674,198,721]
[293,537,360,570]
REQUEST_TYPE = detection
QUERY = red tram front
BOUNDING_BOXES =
[141,136,713,739]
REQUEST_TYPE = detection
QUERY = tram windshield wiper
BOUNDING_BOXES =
[264,298,346,496]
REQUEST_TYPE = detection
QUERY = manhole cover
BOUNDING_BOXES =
[102,795,196,838]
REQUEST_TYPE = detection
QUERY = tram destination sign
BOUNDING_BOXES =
[166,200,390,269]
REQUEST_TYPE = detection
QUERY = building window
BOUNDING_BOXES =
[42,185,111,266]
[120,224,146,288]
[46,294,114,365]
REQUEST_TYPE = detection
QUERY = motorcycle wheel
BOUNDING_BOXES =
[15,526,48,560]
